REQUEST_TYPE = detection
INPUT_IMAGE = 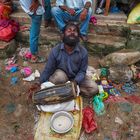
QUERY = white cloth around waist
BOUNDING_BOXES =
[19,0,45,15]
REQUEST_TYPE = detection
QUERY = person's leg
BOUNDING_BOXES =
[79,8,92,36]
[73,8,92,41]
[30,14,42,55]
[49,69,69,84]
[51,7,72,31]
[44,0,52,27]
[79,76,98,98]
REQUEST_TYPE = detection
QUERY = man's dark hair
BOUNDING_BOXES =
[63,22,80,36]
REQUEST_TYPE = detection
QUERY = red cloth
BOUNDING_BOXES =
[82,106,97,133]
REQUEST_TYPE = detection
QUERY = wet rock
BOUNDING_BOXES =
[108,64,133,83]
[100,50,140,67]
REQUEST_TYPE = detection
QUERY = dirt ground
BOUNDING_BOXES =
[0,44,140,140]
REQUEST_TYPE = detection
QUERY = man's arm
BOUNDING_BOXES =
[40,49,57,84]
[30,0,40,13]
[79,1,92,21]
[74,53,88,85]
[56,0,75,15]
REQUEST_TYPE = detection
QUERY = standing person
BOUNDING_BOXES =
[20,0,52,63]
[40,23,98,98]
[51,0,93,42]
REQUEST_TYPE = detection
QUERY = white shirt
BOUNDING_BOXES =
[19,0,45,15]
[56,0,92,9]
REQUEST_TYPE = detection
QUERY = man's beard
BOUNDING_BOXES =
[63,35,79,47]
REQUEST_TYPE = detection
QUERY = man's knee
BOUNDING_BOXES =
[80,78,99,98]
[49,69,68,84]
[51,7,61,15]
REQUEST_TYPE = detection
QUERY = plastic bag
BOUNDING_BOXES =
[127,3,140,24]
[82,106,97,133]
[0,19,19,42]
[93,95,105,116]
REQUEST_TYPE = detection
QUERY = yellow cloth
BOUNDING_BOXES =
[34,97,83,140]
[127,3,140,24]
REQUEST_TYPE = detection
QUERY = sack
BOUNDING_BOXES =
[127,3,140,24]
[0,3,12,19]
[0,19,19,42]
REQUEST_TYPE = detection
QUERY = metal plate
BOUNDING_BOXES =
[50,111,74,134]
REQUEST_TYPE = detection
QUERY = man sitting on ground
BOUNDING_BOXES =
[51,0,92,42]
[40,23,98,98]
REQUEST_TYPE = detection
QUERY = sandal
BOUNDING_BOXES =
[30,55,46,63]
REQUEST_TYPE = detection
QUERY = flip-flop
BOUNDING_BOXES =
[30,55,46,63]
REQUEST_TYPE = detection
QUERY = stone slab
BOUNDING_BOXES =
[0,40,17,58]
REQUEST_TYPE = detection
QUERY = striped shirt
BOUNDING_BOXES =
[19,0,45,15]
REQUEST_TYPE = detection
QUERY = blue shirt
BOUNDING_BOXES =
[56,0,92,9]
[40,43,88,84]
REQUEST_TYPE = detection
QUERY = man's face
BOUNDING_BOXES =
[63,25,79,47]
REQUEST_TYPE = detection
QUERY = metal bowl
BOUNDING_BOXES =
[50,111,74,134]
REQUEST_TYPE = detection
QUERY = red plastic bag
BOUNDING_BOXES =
[0,3,12,19]
[82,106,97,133]
[0,19,19,42]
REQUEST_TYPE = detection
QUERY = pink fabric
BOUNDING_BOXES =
[21,67,32,77]
[90,16,97,25]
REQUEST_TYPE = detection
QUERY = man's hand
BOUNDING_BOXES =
[29,0,40,14]
[79,9,88,21]
[67,8,76,16]
[27,82,41,101]
[72,80,77,93]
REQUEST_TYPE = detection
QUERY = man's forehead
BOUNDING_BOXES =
[65,25,77,30]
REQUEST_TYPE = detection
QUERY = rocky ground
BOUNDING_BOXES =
[0,44,140,140]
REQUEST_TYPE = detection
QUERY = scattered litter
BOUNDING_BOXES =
[4,55,17,65]
[115,117,123,125]
[34,70,40,77]
[20,67,32,77]
[11,77,18,85]
[119,103,132,113]
[10,66,18,73]
[5,64,18,71]
[108,88,121,96]
[23,73,35,81]
[18,48,32,60]
[122,81,137,94]
[23,70,40,81]
[82,106,97,133]
[93,95,105,115]
[6,103,16,113]
[90,16,97,25]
